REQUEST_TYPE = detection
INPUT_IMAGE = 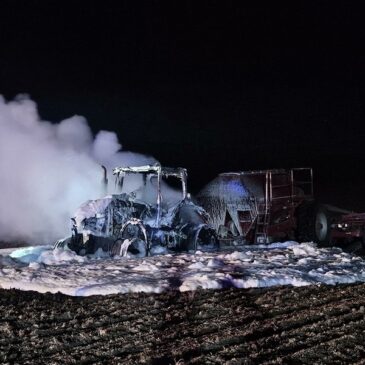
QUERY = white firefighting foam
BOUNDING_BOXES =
[1,242,365,296]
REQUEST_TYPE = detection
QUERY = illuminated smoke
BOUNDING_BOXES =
[0,95,156,244]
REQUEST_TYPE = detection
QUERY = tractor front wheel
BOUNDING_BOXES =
[112,219,149,257]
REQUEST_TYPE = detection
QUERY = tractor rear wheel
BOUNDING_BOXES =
[193,226,220,251]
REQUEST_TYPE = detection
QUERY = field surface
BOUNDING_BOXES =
[2,283,365,364]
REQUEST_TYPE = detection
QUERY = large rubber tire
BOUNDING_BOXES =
[111,237,147,257]
[296,202,332,245]
[193,226,220,252]
[113,221,149,257]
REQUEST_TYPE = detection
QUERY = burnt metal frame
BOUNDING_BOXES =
[113,163,188,226]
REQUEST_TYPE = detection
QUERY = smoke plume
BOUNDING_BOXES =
[0,95,156,244]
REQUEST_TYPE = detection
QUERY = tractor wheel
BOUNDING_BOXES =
[296,202,332,245]
[111,237,147,257]
[111,220,149,257]
[193,226,220,252]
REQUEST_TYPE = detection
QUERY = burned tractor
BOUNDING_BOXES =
[197,168,365,247]
[56,164,218,256]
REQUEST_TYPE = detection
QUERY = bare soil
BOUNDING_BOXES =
[1,284,365,364]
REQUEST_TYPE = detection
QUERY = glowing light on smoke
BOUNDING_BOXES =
[0,95,156,244]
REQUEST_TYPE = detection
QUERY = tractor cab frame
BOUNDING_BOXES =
[113,164,188,227]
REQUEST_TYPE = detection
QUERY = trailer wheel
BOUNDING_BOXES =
[296,202,332,244]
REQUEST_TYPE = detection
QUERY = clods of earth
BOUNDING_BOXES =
[1,283,365,364]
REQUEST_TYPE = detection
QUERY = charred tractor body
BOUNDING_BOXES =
[56,164,218,256]
[198,168,365,248]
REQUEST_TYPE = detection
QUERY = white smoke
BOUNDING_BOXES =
[0,95,156,244]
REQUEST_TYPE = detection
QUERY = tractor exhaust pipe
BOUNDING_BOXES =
[101,165,108,193]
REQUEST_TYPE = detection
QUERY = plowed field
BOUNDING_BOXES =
[2,283,365,364]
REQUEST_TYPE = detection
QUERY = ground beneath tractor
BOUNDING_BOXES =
[2,283,365,364]
[2,242,365,295]
[2,243,365,363]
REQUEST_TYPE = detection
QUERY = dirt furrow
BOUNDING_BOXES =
[2,284,365,364]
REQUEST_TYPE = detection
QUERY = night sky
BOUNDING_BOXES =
[1,1,365,210]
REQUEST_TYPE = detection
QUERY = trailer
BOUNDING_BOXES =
[197,167,365,247]
[56,165,365,255]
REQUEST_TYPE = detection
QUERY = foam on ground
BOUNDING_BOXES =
[0,242,365,296]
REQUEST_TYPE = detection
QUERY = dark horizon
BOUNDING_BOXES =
[1,1,365,210]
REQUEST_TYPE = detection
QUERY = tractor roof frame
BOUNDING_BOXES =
[113,164,188,227]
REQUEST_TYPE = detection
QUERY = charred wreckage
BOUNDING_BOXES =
[56,164,218,257]
[56,164,365,257]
